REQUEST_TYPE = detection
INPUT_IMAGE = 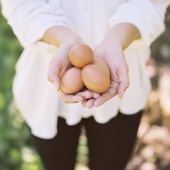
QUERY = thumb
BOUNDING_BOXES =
[118,80,129,99]
[47,72,61,91]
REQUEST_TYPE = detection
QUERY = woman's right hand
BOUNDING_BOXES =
[43,26,100,103]
[48,44,100,103]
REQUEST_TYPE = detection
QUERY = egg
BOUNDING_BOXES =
[92,58,110,76]
[61,67,84,94]
[69,44,93,68]
[82,58,110,93]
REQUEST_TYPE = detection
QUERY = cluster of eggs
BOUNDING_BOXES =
[61,44,110,94]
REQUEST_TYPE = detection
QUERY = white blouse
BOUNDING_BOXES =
[1,0,170,139]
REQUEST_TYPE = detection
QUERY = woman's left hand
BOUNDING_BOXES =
[81,43,129,108]
[81,23,140,108]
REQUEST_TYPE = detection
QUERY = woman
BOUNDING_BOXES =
[1,0,170,169]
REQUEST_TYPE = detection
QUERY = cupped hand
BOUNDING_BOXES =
[47,44,72,90]
[81,43,129,108]
[47,42,100,103]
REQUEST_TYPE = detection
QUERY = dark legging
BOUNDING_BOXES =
[31,110,143,170]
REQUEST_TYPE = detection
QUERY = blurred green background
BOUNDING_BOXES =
[0,6,44,170]
[0,5,170,170]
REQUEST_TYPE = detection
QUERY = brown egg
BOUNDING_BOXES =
[61,67,84,94]
[69,44,93,68]
[82,59,110,93]
[92,58,110,76]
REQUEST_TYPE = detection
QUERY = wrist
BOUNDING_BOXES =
[100,37,123,53]
[41,25,83,47]
[103,23,140,50]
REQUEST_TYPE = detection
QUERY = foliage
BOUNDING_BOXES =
[0,7,43,170]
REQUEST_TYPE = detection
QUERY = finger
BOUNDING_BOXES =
[77,90,93,99]
[81,100,88,107]
[81,98,95,108]
[47,62,61,90]
[92,92,100,99]
[94,87,117,107]
[118,71,129,99]
[77,89,100,100]
[48,73,61,91]
[79,91,100,99]
[58,90,83,103]
[115,63,129,99]
[85,98,96,108]
[118,81,129,99]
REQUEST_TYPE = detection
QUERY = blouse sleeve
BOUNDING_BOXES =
[0,0,71,47]
[108,0,170,46]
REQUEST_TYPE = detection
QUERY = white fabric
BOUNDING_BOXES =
[1,0,170,139]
